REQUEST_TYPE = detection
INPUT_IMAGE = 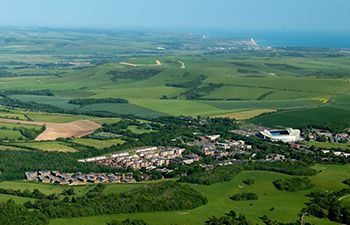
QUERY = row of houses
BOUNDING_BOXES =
[25,171,135,185]
[79,146,186,170]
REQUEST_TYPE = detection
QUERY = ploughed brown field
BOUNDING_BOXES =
[0,118,101,141]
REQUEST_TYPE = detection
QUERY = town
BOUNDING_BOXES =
[24,125,350,186]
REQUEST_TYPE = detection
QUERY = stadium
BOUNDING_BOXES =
[258,128,302,143]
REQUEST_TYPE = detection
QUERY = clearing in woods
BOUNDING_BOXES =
[0,118,101,141]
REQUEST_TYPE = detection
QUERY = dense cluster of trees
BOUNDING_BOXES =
[0,149,120,180]
[205,210,250,225]
[165,74,206,88]
[179,165,242,185]
[97,119,154,136]
[107,69,161,81]
[31,182,207,219]
[164,74,226,100]
[305,188,350,224]
[0,200,48,225]
[0,89,54,96]
[19,126,45,140]
[300,122,350,134]
[230,193,258,201]
[242,179,255,185]
[107,219,148,225]
[0,188,50,200]
[0,125,44,141]
[0,182,206,223]
[178,83,223,100]
[0,95,120,118]
[272,177,314,192]
[243,161,318,176]
[179,161,317,185]
[259,215,301,225]
[343,179,350,186]
[68,98,128,106]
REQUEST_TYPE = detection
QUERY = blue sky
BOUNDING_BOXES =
[0,0,348,32]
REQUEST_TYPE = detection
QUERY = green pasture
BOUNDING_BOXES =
[0,194,34,204]
[49,164,348,225]
[0,129,25,140]
[26,113,87,123]
[0,145,27,151]
[72,138,125,149]
[16,141,77,153]
[0,112,27,120]
[79,103,168,118]
[202,86,269,100]
[0,54,349,126]
[250,95,350,128]
[0,122,41,130]
[11,95,77,110]
[127,125,154,134]
[305,141,350,151]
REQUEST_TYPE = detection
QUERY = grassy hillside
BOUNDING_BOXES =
[48,164,347,225]
[0,53,349,127]
[250,94,350,128]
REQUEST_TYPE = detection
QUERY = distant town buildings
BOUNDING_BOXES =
[303,128,350,143]
[192,135,253,158]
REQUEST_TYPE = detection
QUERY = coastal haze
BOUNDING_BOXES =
[0,1,349,225]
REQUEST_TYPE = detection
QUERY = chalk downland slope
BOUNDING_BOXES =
[0,118,101,141]
[36,120,101,141]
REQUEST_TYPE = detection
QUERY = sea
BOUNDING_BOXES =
[200,30,350,49]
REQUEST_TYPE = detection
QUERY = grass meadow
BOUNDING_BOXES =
[47,164,348,225]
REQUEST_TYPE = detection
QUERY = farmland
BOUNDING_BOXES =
[0,29,349,225]
[0,31,349,127]
[250,95,350,128]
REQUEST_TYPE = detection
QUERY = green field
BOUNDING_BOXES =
[250,95,350,128]
[26,113,88,123]
[11,95,78,110]
[0,194,34,204]
[16,141,77,152]
[1,52,349,126]
[305,141,350,151]
[0,145,27,151]
[72,138,125,149]
[0,122,41,130]
[0,164,346,225]
[0,129,25,140]
[48,164,347,225]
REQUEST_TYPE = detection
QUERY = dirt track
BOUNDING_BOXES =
[0,118,101,141]
[120,60,162,67]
